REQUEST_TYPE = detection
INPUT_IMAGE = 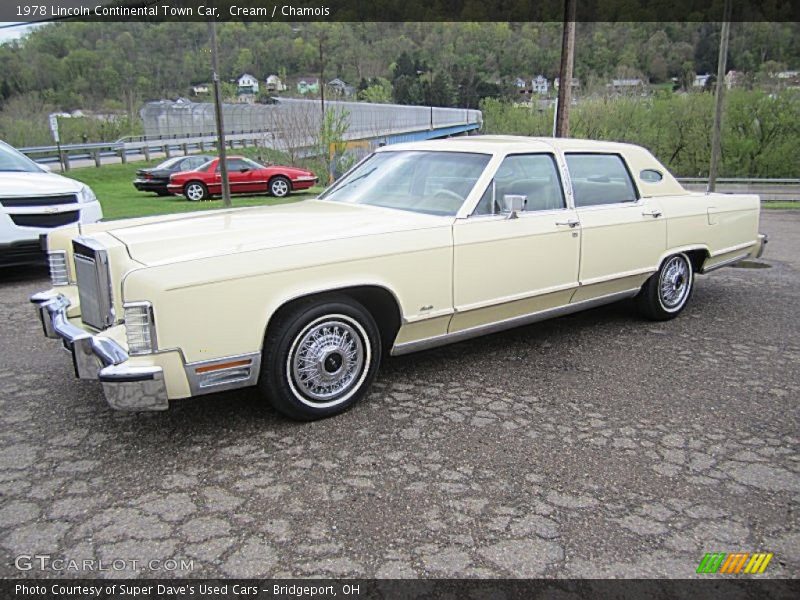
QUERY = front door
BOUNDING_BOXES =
[565,153,667,302]
[450,153,581,333]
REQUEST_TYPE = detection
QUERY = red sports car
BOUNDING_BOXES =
[167,156,318,201]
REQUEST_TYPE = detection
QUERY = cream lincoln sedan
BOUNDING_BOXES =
[31,136,767,420]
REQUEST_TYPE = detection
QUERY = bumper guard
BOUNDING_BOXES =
[30,293,168,411]
[756,233,768,259]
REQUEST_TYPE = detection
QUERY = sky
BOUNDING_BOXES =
[0,22,39,44]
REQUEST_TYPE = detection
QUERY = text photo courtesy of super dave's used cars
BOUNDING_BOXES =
[30,136,767,421]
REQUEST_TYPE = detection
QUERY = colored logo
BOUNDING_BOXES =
[696,552,773,574]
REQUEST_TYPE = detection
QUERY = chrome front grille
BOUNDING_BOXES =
[73,238,114,329]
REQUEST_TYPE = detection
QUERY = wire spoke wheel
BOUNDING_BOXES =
[658,255,691,310]
[287,315,368,406]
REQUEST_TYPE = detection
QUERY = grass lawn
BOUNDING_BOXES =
[63,161,324,220]
[762,202,800,210]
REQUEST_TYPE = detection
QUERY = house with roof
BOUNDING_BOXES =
[265,74,286,92]
[297,77,320,95]
[532,75,549,95]
[236,73,259,95]
[693,73,712,88]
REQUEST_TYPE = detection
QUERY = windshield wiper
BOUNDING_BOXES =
[329,167,377,193]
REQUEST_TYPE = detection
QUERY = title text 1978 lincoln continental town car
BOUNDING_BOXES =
[30,136,767,420]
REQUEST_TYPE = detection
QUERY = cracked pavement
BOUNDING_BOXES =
[0,210,797,579]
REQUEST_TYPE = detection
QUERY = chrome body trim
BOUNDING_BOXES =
[29,293,167,411]
[709,240,759,258]
[700,252,749,274]
[184,351,261,396]
[391,288,640,356]
[455,282,578,314]
[579,267,656,287]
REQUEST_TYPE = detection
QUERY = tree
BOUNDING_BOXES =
[429,72,457,107]
[358,78,393,103]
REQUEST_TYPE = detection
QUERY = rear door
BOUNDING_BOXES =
[565,153,666,301]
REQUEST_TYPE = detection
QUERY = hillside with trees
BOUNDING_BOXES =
[1,21,797,113]
[0,21,797,177]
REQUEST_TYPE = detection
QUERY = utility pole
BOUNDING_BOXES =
[555,0,576,138]
[708,0,732,193]
[319,35,326,117]
[209,18,231,207]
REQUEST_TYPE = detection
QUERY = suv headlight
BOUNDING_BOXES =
[78,184,97,204]
[124,302,157,355]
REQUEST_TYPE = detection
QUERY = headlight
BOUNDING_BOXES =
[124,302,157,355]
[47,251,69,286]
[78,184,97,204]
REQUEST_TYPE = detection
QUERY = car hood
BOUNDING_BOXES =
[0,171,85,196]
[106,200,450,265]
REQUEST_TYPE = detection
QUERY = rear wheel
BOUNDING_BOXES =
[258,296,381,420]
[184,181,208,201]
[636,253,694,320]
[269,176,291,198]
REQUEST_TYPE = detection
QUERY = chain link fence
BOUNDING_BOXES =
[140,98,481,142]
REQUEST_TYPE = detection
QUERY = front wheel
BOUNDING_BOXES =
[258,296,381,420]
[183,181,208,201]
[269,176,291,198]
[636,253,694,320]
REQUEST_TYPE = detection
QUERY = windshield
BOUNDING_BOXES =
[0,141,46,173]
[319,150,491,216]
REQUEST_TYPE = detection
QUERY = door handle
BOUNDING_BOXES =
[555,219,580,228]
[642,210,662,218]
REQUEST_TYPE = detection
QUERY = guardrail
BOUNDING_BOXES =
[19,131,270,170]
[676,178,799,202]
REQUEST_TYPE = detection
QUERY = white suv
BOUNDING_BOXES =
[0,140,102,266]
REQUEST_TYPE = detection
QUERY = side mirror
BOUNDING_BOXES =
[239,168,250,173]
[502,194,526,219]
[39,164,51,173]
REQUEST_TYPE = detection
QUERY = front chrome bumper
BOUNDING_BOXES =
[30,293,168,411]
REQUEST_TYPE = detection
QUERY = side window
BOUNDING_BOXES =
[218,158,249,172]
[472,154,565,215]
[566,154,638,207]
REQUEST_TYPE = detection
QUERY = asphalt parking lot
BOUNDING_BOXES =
[0,210,798,580]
